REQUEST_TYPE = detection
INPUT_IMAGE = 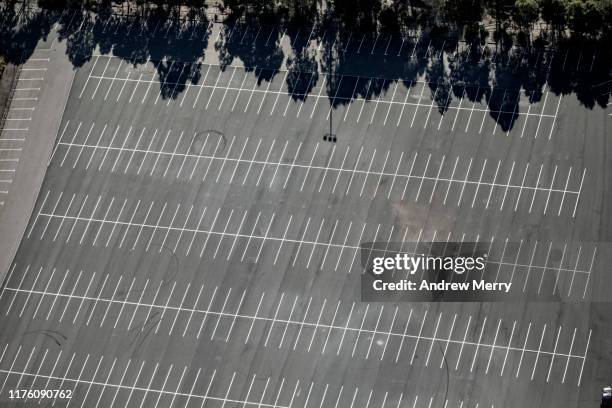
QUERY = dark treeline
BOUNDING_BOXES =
[0,0,610,132]
[221,0,612,39]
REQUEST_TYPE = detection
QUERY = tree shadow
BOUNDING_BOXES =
[285,31,319,102]
[44,5,211,100]
[0,1,610,127]
[214,13,284,85]
[547,37,611,109]
[0,5,56,64]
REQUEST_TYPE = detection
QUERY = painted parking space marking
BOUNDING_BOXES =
[49,125,584,216]
[0,48,50,207]
[63,9,598,78]
[0,345,498,407]
[0,271,591,385]
[77,56,562,141]
[23,193,596,297]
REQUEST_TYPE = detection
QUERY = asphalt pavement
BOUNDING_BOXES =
[0,13,610,408]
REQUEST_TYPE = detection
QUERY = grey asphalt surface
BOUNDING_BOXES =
[0,31,74,309]
[0,15,611,408]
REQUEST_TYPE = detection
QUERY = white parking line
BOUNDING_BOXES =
[86,60,556,129]
[2,270,590,385]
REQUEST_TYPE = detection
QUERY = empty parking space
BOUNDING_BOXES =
[47,119,585,218]
[0,260,593,388]
[74,56,565,144]
[0,340,511,408]
[0,50,51,208]
[0,8,610,408]
[58,8,603,80]
[18,189,595,302]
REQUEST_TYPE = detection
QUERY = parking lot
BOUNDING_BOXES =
[0,52,51,209]
[77,55,563,137]
[0,11,611,408]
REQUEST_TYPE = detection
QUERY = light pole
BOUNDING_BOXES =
[323,29,337,143]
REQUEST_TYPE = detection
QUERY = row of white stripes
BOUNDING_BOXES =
[213,21,595,74]
[0,346,287,408]
[0,269,590,384]
[50,123,583,216]
[26,193,594,289]
[25,191,595,296]
[83,54,557,120]
[65,6,595,75]
[0,345,493,408]
[0,49,49,207]
[80,55,561,141]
